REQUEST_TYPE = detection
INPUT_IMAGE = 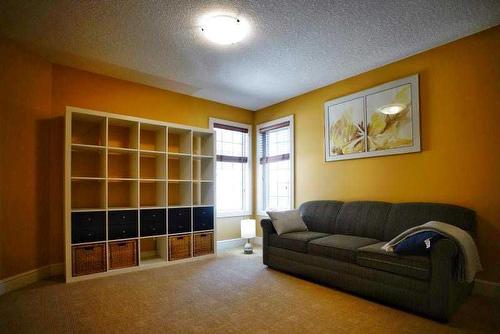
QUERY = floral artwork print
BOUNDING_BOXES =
[328,97,365,155]
[324,74,420,161]
[366,84,413,151]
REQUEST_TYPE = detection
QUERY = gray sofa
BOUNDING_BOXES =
[261,201,476,321]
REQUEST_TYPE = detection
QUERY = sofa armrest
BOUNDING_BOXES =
[431,237,458,260]
[429,238,460,321]
[261,219,276,237]
[260,219,276,265]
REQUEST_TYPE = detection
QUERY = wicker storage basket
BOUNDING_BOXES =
[72,243,106,276]
[193,232,214,257]
[168,234,191,261]
[109,240,138,269]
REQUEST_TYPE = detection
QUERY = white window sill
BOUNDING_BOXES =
[216,211,252,219]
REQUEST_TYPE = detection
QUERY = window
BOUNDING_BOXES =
[257,115,294,215]
[209,118,252,217]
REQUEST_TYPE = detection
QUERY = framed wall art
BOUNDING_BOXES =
[324,74,420,161]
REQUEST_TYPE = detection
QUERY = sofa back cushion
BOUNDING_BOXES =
[299,201,343,234]
[299,200,476,243]
[384,203,476,241]
[334,201,392,240]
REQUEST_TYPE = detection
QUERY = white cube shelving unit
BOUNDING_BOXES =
[65,107,216,282]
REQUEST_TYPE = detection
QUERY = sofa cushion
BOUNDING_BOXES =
[335,201,392,240]
[267,210,308,235]
[357,242,430,280]
[308,235,379,262]
[384,203,476,241]
[269,231,330,253]
[299,201,344,234]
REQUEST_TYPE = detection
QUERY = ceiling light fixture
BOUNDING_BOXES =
[377,103,406,115]
[200,14,250,45]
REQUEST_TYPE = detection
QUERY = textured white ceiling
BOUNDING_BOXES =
[1,1,499,110]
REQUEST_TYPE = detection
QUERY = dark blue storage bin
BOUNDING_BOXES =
[140,209,166,236]
[71,211,106,244]
[168,208,191,234]
[108,210,138,240]
[193,206,214,231]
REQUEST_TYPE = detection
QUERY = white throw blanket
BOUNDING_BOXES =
[382,221,482,283]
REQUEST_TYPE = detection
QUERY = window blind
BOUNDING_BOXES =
[213,122,249,133]
[258,121,290,164]
[213,122,248,163]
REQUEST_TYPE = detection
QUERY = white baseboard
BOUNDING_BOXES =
[217,238,247,251]
[217,237,262,251]
[473,279,500,299]
[0,263,63,296]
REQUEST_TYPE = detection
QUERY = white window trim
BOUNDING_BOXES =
[209,117,252,218]
[256,114,295,216]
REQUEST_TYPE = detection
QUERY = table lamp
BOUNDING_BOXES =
[241,219,256,254]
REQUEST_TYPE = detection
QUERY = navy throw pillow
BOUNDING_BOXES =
[394,231,443,255]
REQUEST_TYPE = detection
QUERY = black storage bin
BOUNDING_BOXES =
[71,211,106,244]
[168,208,191,234]
[108,210,138,240]
[193,206,214,231]
[140,209,166,236]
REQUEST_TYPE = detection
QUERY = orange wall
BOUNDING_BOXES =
[0,38,56,278]
[52,65,253,127]
[255,26,500,282]
[0,38,253,279]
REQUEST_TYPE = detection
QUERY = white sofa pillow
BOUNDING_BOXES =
[267,209,308,235]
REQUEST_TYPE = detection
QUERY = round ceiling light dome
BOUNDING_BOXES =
[200,14,250,45]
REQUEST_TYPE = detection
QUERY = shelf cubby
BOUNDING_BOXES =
[168,128,191,154]
[109,240,138,270]
[108,210,138,240]
[193,207,214,231]
[108,149,138,179]
[140,181,166,207]
[71,179,106,210]
[71,145,106,178]
[168,234,192,261]
[140,123,166,152]
[140,237,167,265]
[140,152,166,180]
[193,232,214,257]
[71,113,106,146]
[193,131,214,156]
[71,211,106,244]
[192,157,214,181]
[168,155,191,181]
[108,180,138,209]
[140,209,167,237]
[108,118,138,149]
[168,181,192,206]
[193,182,215,206]
[72,243,107,276]
[168,208,191,234]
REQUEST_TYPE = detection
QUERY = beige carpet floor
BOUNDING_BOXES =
[0,247,498,333]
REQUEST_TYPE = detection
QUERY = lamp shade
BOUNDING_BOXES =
[241,219,256,239]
